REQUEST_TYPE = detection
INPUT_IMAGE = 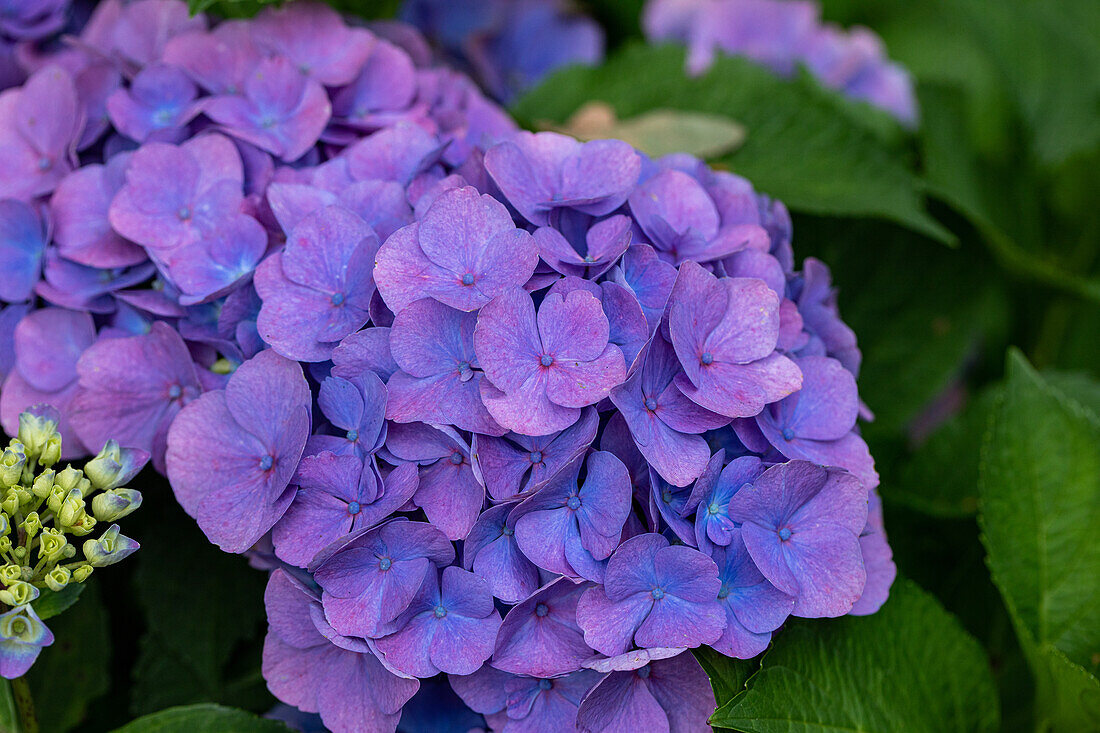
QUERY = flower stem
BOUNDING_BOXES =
[10,677,36,733]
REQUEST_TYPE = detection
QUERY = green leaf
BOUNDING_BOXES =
[978,350,1100,727]
[31,583,84,621]
[955,0,1100,169]
[130,499,268,715]
[26,581,109,732]
[710,578,999,733]
[512,44,952,244]
[552,103,746,159]
[693,646,760,708]
[112,704,289,733]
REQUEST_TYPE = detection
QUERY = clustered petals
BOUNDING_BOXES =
[0,2,892,731]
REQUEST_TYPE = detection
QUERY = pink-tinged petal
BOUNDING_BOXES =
[264,569,322,650]
[375,613,439,678]
[372,222,447,314]
[252,2,373,87]
[69,322,201,471]
[629,169,719,244]
[515,504,576,577]
[538,290,609,362]
[772,356,858,440]
[254,256,340,362]
[473,287,542,392]
[50,161,147,268]
[481,374,581,437]
[674,351,802,419]
[430,611,502,675]
[272,487,354,568]
[575,585,652,657]
[546,344,626,409]
[493,579,593,677]
[12,307,94,393]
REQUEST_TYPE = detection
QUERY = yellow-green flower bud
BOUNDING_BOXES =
[38,528,67,563]
[20,512,40,538]
[92,489,143,522]
[0,565,21,585]
[0,581,39,607]
[12,546,26,561]
[18,408,60,460]
[70,514,96,536]
[1,492,19,516]
[62,545,76,559]
[72,565,93,583]
[83,524,139,567]
[31,469,54,499]
[12,487,31,505]
[54,465,83,493]
[0,514,7,537]
[38,433,62,468]
[47,485,65,514]
[45,566,70,592]
[58,489,85,527]
[0,444,25,488]
[0,537,10,554]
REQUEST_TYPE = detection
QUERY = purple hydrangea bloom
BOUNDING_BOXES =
[474,286,626,435]
[451,664,601,731]
[512,450,632,582]
[161,20,260,96]
[727,460,867,617]
[756,355,877,489]
[374,565,502,677]
[385,298,505,435]
[251,2,373,87]
[485,131,641,227]
[609,243,678,331]
[0,64,82,201]
[491,576,594,677]
[687,452,764,553]
[384,422,483,540]
[330,37,418,133]
[106,62,203,143]
[0,605,54,680]
[255,206,379,362]
[462,501,540,603]
[308,371,387,459]
[629,169,769,265]
[313,518,455,639]
[50,154,148,268]
[642,0,917,124]
[576,533,724,655]
[575,651,716,733]
[204,55,331,162]
[668,260,802,418]
[0,307,94,458]
[710,529,794,658]
[69,321,201,472]
[375,185,538,314]
[166,349,311,552]
[272,454,418,568]
[0,199,46,303]
[474,406,598,502]
[262,569,419,733]
[610,332,729,488]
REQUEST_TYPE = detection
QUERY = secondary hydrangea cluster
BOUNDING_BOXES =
[0,1,895,729]
[0,407,142,678]
[643,0,918,124]
[399,0,604,103]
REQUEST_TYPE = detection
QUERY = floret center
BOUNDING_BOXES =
[540,354,554,367]
[534,602,549,617]
[347,501,361,515]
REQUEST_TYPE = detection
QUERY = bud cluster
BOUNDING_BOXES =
[0,406,145,679]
